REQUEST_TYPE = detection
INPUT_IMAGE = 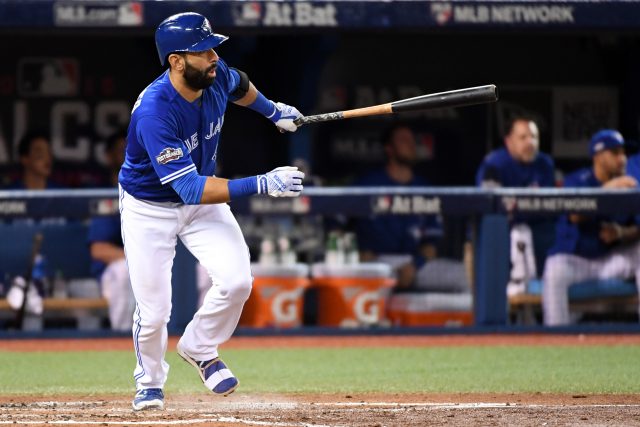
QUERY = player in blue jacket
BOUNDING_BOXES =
[354,123,443,289]
[120,13,305,411]
[476,117,555,297]
[543,130,640,325]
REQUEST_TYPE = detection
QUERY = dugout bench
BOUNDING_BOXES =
[509,279,639,325]
[0,222,110,330]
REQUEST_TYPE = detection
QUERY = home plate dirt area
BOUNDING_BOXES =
[2,393,640,426]
[2,335,640,426]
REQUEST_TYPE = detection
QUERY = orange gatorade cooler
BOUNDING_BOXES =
[387,293,473,327]
[240,263,310,328]
[311,263,396,327]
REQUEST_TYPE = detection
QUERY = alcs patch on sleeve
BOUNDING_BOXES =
[156,147,184,164]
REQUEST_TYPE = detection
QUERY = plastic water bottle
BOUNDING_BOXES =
[259,237,277,266]
[343,232,359,265]
[52,270,68,299]
[325,231,345,266]
[278,236,296,266]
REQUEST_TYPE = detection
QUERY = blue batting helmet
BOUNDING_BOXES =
[155,12,228,66]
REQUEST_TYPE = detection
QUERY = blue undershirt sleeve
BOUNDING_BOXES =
[247,91,277,119]
[170,169,207,205]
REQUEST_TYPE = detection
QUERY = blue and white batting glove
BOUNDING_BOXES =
[269,102,303,133]
[257,166,305,197]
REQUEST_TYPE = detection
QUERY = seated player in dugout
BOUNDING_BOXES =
[543,130,640,326]
[476,117,555,297]
[353,122,444,289]
[8,130,60,190]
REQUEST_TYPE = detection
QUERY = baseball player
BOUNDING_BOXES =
[543,130,640,326]
[354,123,443,289]
[476,117,555,297]
[119,12,305,411]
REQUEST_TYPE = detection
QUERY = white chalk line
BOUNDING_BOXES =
[0,418,331,426]
[4,400,640,410]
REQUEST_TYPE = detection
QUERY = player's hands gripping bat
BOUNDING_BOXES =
[257,166,305,197]
[269,102,303,133]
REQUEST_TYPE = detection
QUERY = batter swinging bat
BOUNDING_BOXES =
[293,84,498,127]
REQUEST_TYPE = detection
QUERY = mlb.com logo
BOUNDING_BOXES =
[431,3,453,25]
[54,2,143,26]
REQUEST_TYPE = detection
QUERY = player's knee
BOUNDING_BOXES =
[137,308,170,329]
[225,275,253,303]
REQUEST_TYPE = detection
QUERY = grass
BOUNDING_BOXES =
[1,346,640,395]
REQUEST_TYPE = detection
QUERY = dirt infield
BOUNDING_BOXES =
[2,393,640,426]
[2,335,640,425]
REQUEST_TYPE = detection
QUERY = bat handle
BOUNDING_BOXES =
[294,111,344,127]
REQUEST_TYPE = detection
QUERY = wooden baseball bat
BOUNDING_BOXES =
[293,84,498,127]
[14,232,43,330]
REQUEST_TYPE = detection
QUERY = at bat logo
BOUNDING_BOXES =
[155,147,183,165]
[372,195,441,214]
[262,2,337,27]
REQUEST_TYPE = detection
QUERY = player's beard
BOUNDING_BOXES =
[183,61,216,91]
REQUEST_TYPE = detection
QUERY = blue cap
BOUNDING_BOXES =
[589,129,624,156]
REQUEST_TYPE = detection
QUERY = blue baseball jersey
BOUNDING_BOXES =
[548,167,640,258]
[353,169,443,267]
[87,214,123,278]
[476,147,555,188]
[626,153,640,183]
[119,59,240,202]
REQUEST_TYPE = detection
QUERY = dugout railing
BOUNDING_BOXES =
[1,187,640,332]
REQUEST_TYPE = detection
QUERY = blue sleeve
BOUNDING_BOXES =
[88,216,121,244]
[475,162,486,187]
[476,161,501,187]
[217,59,240,97]
[422,215,444,241]
[562,171,584,188]
[136,116,197,186]
[541,155,556,187]
[169,169,207,205]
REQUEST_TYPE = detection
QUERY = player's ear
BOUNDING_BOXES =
[167,53,185,72]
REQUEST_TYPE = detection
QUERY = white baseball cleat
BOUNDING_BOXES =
[177,345,239,396]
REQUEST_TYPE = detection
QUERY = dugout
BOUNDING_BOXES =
[1,1,640,332]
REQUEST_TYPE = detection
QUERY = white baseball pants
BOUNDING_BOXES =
[119,187,252,390]
[542,241,640,326]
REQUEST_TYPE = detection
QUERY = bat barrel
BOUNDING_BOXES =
[391,84,498,113]
[293,84,498,127]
